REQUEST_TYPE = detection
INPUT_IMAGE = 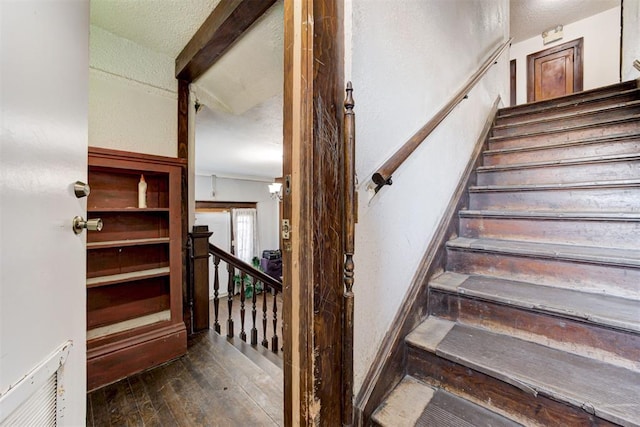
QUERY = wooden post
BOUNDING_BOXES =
[342,82,356,426]
[190,225,213,332]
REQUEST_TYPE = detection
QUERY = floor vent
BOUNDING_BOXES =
[0,341,72,426]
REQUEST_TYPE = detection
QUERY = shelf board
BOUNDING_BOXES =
[87,310,171,340]
[87,237,170,250]
[87,267,170,288]
[87,207,169,213]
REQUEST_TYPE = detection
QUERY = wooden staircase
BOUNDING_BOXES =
[372,81,640,426]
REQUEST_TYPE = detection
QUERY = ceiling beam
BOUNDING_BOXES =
[175,0,277,82]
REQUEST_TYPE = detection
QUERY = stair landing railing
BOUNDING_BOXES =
[208,243,283,354]
[371,38,513,192]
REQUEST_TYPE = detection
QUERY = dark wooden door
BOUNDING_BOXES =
[527,38,583,102]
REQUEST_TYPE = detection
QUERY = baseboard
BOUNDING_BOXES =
[87,322,187,392]
[354,96,502,423]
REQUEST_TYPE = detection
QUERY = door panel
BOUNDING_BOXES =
[0,1,88,424]
[527,38,584,102]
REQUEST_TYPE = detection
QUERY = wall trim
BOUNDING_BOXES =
[354,96,502,425]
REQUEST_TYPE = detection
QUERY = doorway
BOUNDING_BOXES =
[527,37,584,102]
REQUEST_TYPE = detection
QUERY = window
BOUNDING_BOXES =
[232,208,258,264]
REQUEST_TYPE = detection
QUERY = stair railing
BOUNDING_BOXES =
[371,38,513,192]
[209,243,283,354]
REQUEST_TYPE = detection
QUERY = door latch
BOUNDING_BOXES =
[282,219,290,240]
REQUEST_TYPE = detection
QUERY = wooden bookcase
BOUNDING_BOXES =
[86,147,186,391]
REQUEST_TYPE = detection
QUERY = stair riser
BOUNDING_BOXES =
[489,120,640,151]
[407,349,617,427]
[428,290,640,370]
[498,81,638,117]
[446,249,640,299]
[469,187,640,212]
[477,160,640,186]
[493,105,640,138]
[460,217,640,250]
[495,91,640,126]
[483,138,640,166]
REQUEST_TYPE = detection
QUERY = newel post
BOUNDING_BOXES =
[343,82,357,426]
[190,225,213,332]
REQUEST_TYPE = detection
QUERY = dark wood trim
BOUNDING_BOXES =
[510,59,517,107]
[371,38,512,191]
[195,201,257,210]
[175,0,278,81]
[88,146,187,167]
[282,0,294,424]
[526,37,584,103]
[354,97,502,425]
[284,0,345,424]
[177,79,190,332]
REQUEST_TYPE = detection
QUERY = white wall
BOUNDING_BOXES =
[510,7,621,105]
[348,0,509,394]
[194,175,280,254]
[622,0,640,80]
[89,25,177,157]
[1,1,88,424]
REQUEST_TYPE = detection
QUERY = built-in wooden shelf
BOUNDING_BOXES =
[86,267,171,288]
[87,237,171,250]
[86,147,187,392]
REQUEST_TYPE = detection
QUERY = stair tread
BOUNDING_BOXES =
[430,272,640,332]
[489,114,640,143]
[484,132,640,156]
[407,318,640,426]
[372,376,520,427]
[497,81,638,116]
[470,178,640,192]
[496,88,640,121]
[493,99,640,130]
[460,209,640,221]
[477,152,640,172]
[447,237,640,267]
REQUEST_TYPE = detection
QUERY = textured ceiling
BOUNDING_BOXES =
[194,1,283,115]
[90,0,220,57]
[511,0,620,42]
[195,93,283,179]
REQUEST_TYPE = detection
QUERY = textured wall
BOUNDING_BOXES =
[347,0,509,394]
[622,0,640,81]
[89,25,177,157]
[510,7,621,105]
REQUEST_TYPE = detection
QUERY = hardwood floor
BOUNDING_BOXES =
[86,330,283,426]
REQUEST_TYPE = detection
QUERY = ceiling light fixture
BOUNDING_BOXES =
[542,25,563,45]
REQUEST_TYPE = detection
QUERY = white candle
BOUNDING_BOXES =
[138,174,147,208]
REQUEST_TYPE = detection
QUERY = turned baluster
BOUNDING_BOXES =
[227,265,234,338]
[213,255,221,333]
[240,272,247,341]
[271,287,278,353]
[262,284,269,348]
[250,276,258,346]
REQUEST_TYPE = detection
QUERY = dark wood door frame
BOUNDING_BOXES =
[526,37,584,102]
[176,1,347,425]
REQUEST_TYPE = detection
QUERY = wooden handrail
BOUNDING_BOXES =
[208,243,283,292]
[371,38,513,191]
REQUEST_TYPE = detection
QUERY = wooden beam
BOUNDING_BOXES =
[175,0,277,81]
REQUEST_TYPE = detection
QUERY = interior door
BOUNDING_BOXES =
[0,1,89,425]
[527,38,584,102]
